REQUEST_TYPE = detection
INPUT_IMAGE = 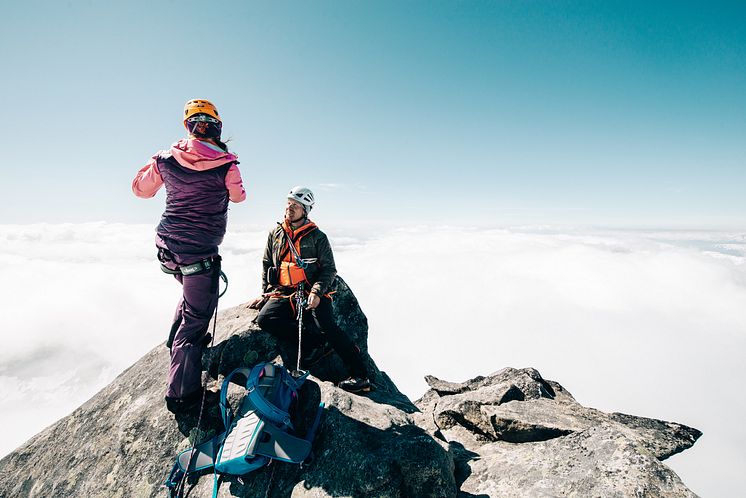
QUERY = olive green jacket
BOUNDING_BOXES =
[262,221,337,296]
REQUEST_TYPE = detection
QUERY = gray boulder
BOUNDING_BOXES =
[415,368,701,497]
[0,277,700,497]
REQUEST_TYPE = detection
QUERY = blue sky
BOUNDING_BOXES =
[1,1,744,227]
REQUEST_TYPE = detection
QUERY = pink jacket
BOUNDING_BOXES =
[132,139,246,202]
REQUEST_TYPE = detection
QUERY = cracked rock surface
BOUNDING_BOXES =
[0,277,700,497]
[415,368,701,497]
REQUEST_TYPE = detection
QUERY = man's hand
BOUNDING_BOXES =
[247,296,266,310]
[306,292,321,309]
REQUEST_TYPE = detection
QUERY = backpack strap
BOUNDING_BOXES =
[219,367,252,429]
[252,421,312,463]
[246,363,304,429]
[306,402,325,443]
[211,472,223,498]
[164,433,225,497]
[251,400,325,464]
[164,461,183,498]
[220,363,303,434]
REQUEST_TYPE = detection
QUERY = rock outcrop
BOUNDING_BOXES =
[0,277,701,497]
[415,369,701,497]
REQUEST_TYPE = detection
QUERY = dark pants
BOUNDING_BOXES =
[256,295,368,378]
[165,266,219,399]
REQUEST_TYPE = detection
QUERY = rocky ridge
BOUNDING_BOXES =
[0,277,701,497]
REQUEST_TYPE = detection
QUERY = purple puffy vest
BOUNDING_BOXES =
[156,154,233,260]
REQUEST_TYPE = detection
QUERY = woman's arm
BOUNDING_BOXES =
[225,164,246,203]
[132,157,163,198]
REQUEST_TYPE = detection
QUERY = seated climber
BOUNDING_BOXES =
[248,186,371,394]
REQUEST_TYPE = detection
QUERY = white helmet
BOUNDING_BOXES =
[287,186,315,214]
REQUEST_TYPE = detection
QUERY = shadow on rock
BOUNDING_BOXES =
[172,399,225,443]
[203,332,417,414]
[213,404,455,498]
[449,441,489,498]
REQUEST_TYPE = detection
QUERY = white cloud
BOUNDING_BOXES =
[1,223,745,496]
[334,227,746,497]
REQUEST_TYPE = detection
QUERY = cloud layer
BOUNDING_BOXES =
[1,223,744,496]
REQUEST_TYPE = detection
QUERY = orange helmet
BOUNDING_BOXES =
[183,99,221,124]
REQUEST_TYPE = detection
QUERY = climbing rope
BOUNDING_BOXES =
[284,225,314,377]
[295,282,306,374]
[263,461,276,498]
[218,270,228,298]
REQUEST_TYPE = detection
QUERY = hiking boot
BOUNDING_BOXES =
[165,395,200,414]
[165,388,218,415]
[338,377,371,394]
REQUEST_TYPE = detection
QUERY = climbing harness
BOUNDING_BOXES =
[160,256,229,298]
[282,226,316,269]
[275,222,318,288]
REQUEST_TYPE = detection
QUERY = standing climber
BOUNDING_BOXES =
[248,187,371,393]
[132,99,246,413]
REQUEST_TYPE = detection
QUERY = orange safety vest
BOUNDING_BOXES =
[278,221,317,287]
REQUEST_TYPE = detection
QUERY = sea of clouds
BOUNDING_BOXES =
[1,222,744,496]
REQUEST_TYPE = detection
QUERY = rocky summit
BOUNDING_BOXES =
[0,277,701,497]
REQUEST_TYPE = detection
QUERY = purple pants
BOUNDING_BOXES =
[166,270,218,399]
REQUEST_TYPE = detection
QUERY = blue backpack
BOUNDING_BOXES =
[165,362,324,498]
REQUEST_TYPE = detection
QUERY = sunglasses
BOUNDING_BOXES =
[186,114,220,124]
